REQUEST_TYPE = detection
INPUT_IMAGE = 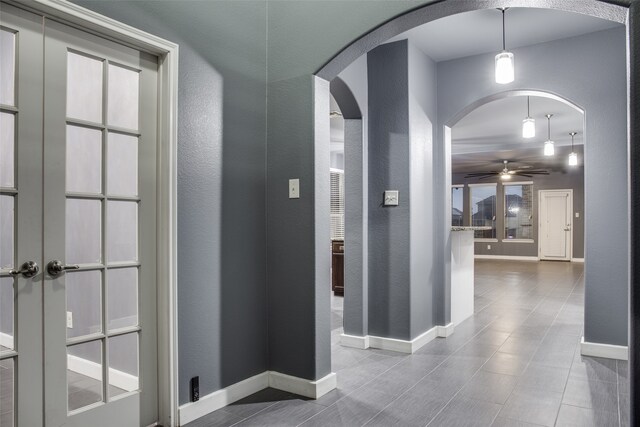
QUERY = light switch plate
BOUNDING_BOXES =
[67,311,73,328]
[289,179,300,199]
[384,190,399,206]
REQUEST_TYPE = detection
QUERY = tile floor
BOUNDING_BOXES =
[187,260,629,427]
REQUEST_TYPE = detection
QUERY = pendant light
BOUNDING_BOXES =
[543,114,555,156]
[522,96,535,138]
[495,8,514,84]
[568,132,578,166]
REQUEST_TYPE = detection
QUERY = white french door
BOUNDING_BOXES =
[539,189,573,261]
[0,3,158,426]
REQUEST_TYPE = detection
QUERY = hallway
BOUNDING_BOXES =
[186,260,628,426]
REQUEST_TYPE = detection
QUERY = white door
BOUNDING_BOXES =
[0,4,159,426]
[539,190,573,261]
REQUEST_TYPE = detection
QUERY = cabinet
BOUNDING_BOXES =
[331,239,344,295]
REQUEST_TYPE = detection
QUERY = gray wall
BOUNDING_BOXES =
[73,1,268,404]
[453,170,585,258]
[437,28,628,345]
[366,40,437,340]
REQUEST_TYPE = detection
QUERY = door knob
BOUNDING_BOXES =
[9,261,39,278]
[47,260,80,277]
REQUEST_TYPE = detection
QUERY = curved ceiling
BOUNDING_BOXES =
[388,7,621,63]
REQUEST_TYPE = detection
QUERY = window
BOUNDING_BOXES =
[451,185,464,226]
[330,169,344,240]
[470,184,496,239]
[504,183,534,240]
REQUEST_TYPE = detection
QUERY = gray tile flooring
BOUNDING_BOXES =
[190,260,629,426]
[0,355,125,426]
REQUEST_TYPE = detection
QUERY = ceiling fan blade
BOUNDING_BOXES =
[514,173,533,177]
[478,175,495,180]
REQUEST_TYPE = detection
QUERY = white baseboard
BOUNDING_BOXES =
[67,354,139,392]
[580,337,628,361]
[268,371,336,399]
[341,326,444,354]
[339,333,370,349]
[437,323,455,337]
[571,258,585,263]
[0,332,14,349]
[475,255,539,261]
[178,372,269,425]
[178,370,336,425]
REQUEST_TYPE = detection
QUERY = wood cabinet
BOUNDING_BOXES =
[331,239,344,296]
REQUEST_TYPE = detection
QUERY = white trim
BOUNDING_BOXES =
[468,183,497,187]
[501,239,535,243]
[572,258,585,263]
[339,333,370,349]
[67,355,139,392]
[178,372,269,426]
[368,327,438,353]
[474,255,539,261]
[502,181,534,186]
[436,323,455,337]
[8,1,180,425]
[0,332,14,349]
[268,371,337,399]
[340,325,451,353]
[580,337,628,360]
[474,238,498,243]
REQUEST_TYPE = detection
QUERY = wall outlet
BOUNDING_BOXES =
[66,311,73,328]
[575,212,580,218]
[289,178,300,199]
[487,244,491,250]
[190,376,200,402]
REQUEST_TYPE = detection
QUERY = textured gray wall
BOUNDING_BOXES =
[437,28,628,345]
[453,170,585,258]
[339,56,369,337]
[366,40,437,340]
[367,41,412,340]
[408,43,437,337]
[72,1,268,404]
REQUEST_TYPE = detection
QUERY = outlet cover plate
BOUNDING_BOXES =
[384,190,399,206]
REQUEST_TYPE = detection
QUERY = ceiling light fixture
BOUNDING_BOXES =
[568,131,578,166]
[500,160,512,180]
[522,96,535,138]
[495,8,514,84]
[544,114,555,156]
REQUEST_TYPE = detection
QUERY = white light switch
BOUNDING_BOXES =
[289,179,300,199]
[67,311,73,328]
[384,190,399,206]
[575,212,580,218]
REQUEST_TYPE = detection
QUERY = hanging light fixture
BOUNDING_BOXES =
[522,96,535,138]
[495,8,514,84]
[568,131,578,166]
[544,114,555,156]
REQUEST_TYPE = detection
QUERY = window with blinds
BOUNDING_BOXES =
[330,170,344,240]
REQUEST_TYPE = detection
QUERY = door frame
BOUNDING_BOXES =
[538,189,573,261]
[5,0,179,425]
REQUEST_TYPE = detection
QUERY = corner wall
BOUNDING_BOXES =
[438,28,628,345]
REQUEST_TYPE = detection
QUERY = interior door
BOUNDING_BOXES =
[539,189,573,261]
[1,3,159,426]
[1,4,45,427]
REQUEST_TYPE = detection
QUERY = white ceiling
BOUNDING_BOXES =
[451,95,584,173]
[387,7,621,63]
[332,7,619,173]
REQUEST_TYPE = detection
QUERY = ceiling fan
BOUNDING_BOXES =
[464,160,549,180]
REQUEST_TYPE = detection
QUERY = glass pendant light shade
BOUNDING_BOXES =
[522,117,535,138]
[495,51,514,84]
[568,132,578,166]
[544,140,555,156]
